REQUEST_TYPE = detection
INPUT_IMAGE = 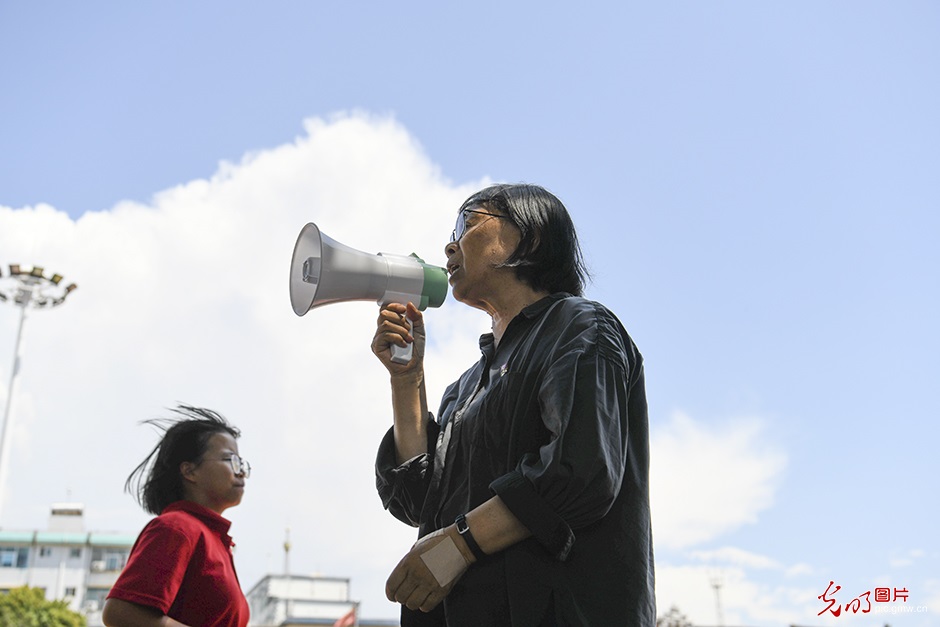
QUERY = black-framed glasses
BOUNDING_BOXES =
[221,455,251,478]
[450,209,506,243]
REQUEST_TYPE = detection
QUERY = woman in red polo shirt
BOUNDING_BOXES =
[103,405,251,627]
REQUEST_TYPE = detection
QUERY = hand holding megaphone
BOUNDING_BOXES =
[372,301,426,372]
[289,223,448,364]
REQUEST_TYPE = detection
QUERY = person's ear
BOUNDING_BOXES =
[180,461,198,483]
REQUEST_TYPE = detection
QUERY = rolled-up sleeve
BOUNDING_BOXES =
[492,319,630,560]
[375,416,441,527]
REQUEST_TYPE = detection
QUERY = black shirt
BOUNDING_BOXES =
[376,293,656,626]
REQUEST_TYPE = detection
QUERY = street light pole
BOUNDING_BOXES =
[0,264,77,524]
[709,570,725,627]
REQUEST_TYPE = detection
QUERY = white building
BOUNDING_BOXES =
[245,574,399,627]
[0,502,135,626]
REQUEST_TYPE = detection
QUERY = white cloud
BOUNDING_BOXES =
[657,546,827,625]
[0,111,491,619]
[649,411,787,549]
[889,548,926,568]
[784,562,815,578]
[656,546,939,626]
[691,546,781,570]
[655,563,828,627]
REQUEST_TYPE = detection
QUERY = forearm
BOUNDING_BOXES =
[454,496,531,561]
[390,370,429,464]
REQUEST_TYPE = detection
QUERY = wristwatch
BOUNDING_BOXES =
[454,513,486,561]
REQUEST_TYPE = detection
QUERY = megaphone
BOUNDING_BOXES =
[289,222,448,364]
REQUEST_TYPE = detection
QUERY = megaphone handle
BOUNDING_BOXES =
[390,319,414,365]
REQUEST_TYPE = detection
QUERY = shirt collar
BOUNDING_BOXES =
[478,293,572,352]
[520,292,570,318]
[162,500,234,545]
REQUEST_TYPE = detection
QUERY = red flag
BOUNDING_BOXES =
[333,607,356,627]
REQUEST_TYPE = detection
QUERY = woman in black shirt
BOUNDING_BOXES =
[372,184,656,626]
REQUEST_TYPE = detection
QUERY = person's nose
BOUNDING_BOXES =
[444,240,458,257]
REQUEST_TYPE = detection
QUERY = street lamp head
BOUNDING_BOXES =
[0,264,78,310]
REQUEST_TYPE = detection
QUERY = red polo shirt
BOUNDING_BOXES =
[108,501,249,627]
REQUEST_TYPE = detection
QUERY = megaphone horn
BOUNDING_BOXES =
[289,222,448,364]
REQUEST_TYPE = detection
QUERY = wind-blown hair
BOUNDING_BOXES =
[458,183,590,296]
[124,405,240,516]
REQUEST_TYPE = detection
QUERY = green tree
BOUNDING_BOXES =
[0,587,86,627]
[657,605,693,627]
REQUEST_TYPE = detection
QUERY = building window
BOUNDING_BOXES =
[64,587,76,598]
[91,548,128,572]
[84,588,109,612]
[0,547,28,568]
[40,547,52,557]
[69,548,82,559]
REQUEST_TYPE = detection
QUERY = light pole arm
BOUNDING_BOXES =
[0,301,27,523]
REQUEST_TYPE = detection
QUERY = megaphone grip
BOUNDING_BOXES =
[389,315,414,364]
[390,342,414,365]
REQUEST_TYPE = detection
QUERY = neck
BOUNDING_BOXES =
[181,488,230,516]
[487,286,550,345]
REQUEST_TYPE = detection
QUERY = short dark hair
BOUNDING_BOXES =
[458,183,590,296]
[125,405,240,515]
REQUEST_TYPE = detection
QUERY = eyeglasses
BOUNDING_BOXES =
[450,209,506,243]
[220,455,251,478]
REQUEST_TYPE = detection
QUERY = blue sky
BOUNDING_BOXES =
[1,2,938,625]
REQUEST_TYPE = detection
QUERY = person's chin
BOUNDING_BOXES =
[449,283,467,303]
